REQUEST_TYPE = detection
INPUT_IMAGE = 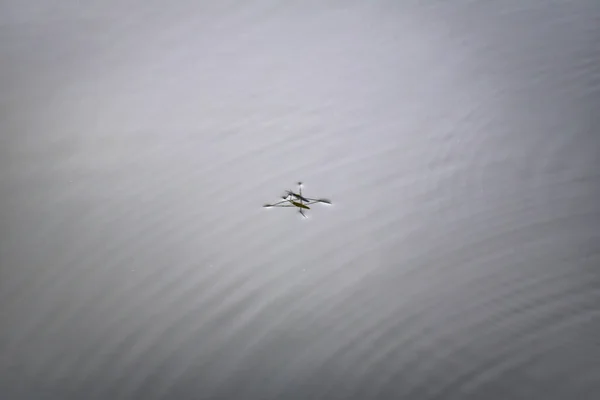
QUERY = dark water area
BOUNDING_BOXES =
[1,1,599,399]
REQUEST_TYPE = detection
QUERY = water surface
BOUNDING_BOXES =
[1,1,599,399]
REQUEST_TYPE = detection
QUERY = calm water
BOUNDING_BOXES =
[1,1,599,399]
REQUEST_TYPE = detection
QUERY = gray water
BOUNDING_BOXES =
[1,1,599,399]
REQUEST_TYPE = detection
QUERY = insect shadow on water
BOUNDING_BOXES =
[263,182,332,218]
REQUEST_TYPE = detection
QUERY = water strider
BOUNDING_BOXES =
[263,182,332,218]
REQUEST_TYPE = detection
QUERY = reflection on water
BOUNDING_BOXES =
[1,1,599,399]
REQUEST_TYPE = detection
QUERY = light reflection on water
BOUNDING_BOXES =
[1,1,599,399]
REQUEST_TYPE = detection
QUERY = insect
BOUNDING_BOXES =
[263,182,332,218]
